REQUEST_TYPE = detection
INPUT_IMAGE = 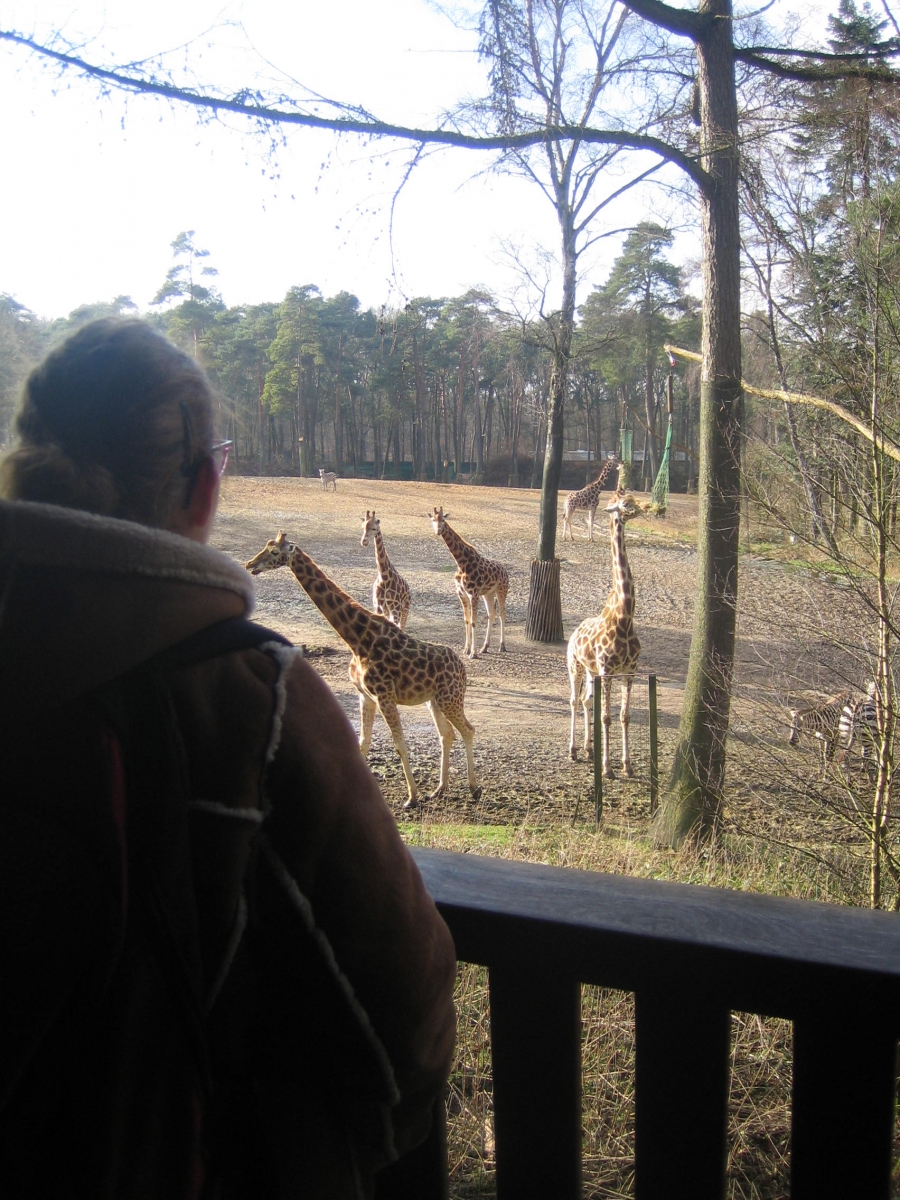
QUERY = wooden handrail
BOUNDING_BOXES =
[409,847,900,1200]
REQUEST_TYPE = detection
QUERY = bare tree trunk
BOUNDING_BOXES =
[530,413,544,490]
[526,207,576,642]
[654,0,743,846]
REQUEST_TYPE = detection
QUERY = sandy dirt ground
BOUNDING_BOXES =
[213,474,870,836]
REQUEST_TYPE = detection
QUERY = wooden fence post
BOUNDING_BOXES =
[648,674,658,815]
[593,683,603,825]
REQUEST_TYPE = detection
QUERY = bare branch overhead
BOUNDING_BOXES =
[0,28,710,189]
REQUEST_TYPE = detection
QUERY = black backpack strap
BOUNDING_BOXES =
[152,616,292,672]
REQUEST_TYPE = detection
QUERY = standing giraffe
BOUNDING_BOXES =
[562,457,621,541]
[430,507,509,658]
[246,531,479,807]
[360,509,412,629]
[567,492,647,774]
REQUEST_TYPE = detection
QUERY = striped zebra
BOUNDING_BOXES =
[788,694,849,775]
[318,468,338,491]
[837,683,878,763]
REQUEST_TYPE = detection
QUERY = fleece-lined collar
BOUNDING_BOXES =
[0,499,255,716]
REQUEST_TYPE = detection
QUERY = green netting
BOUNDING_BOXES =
[619,426,633,465]
[649,419,673,514]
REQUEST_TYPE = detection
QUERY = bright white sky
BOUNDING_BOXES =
[2,0,834,321]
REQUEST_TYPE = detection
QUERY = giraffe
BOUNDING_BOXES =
[562,457,621,541]
[430,507,509,658]
[567,492,647,775]
[246,531,479,808]
[360,509,412,629]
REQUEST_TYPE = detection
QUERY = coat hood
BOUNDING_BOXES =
[0,499,255,716]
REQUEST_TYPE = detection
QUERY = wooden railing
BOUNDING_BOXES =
[384,847,900,1200]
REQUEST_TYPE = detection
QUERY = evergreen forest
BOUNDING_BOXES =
[0,222,702,492]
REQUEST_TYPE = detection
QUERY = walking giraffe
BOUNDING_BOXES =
[246,531,479,807]
[567,492,647,774]
[360,509,412,629]
[562,457,621,541]
[430,507,509,658]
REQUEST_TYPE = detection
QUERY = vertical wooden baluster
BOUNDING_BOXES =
[635,989,730,1200]
[490,965,582,1199]
[791,1012,896,1200]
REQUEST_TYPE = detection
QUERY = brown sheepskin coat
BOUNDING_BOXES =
[0,498,456,1199]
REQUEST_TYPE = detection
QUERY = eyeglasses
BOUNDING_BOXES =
[210,440,233,478]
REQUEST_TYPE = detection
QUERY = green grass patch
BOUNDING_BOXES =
[401,820,857,906]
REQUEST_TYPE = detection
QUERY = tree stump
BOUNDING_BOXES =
[525,558,564,642]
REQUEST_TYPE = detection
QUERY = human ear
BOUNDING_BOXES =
[180,456,219,541]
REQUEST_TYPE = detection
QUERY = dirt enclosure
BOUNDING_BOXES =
[216,476,893,1198]
[216,474,872,851]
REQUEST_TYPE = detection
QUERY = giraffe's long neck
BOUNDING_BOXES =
[373,526,393,576]
[288,548,385,652]
[610,516,635,619]
[440,522,477,570]
[590,460,613,500]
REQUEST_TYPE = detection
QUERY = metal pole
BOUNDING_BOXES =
[593,682,602,825]
[649,674,658,815]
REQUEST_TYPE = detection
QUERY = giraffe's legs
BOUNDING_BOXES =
[359,694,376,756]
[601,675,615,778]
[376,698,419,808]
[495,590,507,652]
[580,672,595,759]
[568,658,586,760]
[445,704,480,798]
[620,675,634,778]
[479,592,494,653]
[467,589,480,658]
[587,503,598,542]
[425,700,455,798]
[398,593,411,630]
[562,507,572,540]
[456,583,475,657]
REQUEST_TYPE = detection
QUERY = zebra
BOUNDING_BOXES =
[788,694,850,776]
[837,683,878,764]
[318,468,338,491]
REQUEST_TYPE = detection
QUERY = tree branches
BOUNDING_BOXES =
[665,343,900,464]
[0,27,710,190]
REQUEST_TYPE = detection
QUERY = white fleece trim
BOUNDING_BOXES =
[188,799,264,825]
[258,834,402,1129]
[203,891,249,1016]
[0,498,254,607]
[259,641,300,816]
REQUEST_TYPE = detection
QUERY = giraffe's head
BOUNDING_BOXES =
[430,506,451,535]
[606,493,648,523]
[245,530,296,575]
[360,509,379,548]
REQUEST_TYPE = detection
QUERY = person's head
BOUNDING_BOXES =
[0,318,229,540]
